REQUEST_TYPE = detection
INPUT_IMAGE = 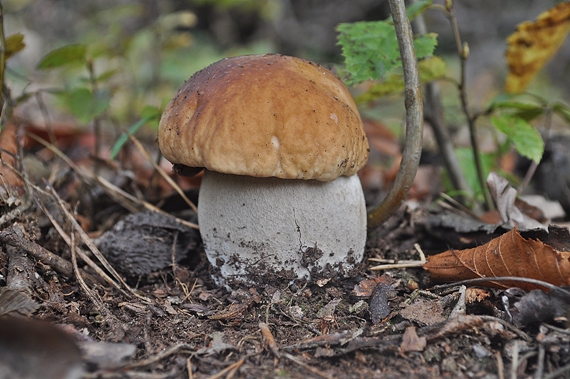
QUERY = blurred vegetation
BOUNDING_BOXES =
[2,0,570,210]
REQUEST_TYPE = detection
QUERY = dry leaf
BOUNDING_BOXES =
[505,2,570,93]
[424,228,570,290]
[0,122,25,198]
[400,326,426,353]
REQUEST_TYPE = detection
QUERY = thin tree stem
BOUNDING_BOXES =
[367,0,423,233]
[447,1,494,210]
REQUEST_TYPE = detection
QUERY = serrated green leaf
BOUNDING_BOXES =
[58,87,110,123]
[355,56,446,103]
[337,21,437,85]
[5,33,25,60]
[491,115,544,163]
[37,44,87,70]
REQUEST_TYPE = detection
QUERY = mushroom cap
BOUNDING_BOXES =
[158,54,369,181]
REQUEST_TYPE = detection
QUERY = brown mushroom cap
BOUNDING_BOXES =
[158,54,369,181]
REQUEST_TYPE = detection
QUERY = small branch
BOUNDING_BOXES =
[367,0,423,233]
[446,1,493,210]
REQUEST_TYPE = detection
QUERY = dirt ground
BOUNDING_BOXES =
[1,170,569,379]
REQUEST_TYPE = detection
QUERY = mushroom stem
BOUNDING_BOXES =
[367,0,423,234]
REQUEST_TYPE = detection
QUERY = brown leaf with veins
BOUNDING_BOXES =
[424,228,570,290]
[505,2,570,93]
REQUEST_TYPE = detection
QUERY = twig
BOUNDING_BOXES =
[0,225,77,280]
[367,0,423,233]
[282,353,334,379]
[495,351,505,379]
[70,223,108,316]
[534,343,545,379]
[445,1,493,210]
[411,0,471,200]
[35,193,130,297]
[206,359,244,379]
[259,322,280,357]
[128,134,198,214]
[126,343,196,369]
[25,131,199,230]
[46,185,151,302]
[543,362,570,379]
[510,340,519,379]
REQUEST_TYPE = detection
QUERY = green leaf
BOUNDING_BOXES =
[491,115,544,163]
[96,68,119,83]
[37,44,87,70]
[337,20,437,85]
[110,111,161,160]
[385,0,433,24]
[58,87,110,123]
[404,0,433,21]
[5,33,26,60]
[355,56,446,103]
[453,147,496,200]
[553,102,570,124]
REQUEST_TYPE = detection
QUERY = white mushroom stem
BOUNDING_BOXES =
[198,170,367,283]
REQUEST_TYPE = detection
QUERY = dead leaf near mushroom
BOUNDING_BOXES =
[424,226,570,290]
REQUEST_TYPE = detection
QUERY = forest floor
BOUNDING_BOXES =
[0,123,569,379]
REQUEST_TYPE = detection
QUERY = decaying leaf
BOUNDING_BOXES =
[505,2,570,93]
[0,122,25,200]
[424,228,570,290]
[400,326,426,353]
[486,172,546,231]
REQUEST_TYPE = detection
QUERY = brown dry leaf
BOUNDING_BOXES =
[505,2,570,93]
[400,326,426,353]
[0,122,25,198]
[424,228,570,290]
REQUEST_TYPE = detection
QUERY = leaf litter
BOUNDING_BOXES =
[1,122,570,378]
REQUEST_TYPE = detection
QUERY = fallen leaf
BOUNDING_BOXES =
[0,122,25,199]
[400,326,426,353]
[424,228,570,290]
[505,2,570,93]
[487,172,546,231]
[400,298,447,326]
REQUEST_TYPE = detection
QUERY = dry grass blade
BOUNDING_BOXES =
[46,185,151,302]
[206,359,244,379]
[128,134,198,214]
[26,131,198,230]
[70,224,108,314]
[34,192,129,297]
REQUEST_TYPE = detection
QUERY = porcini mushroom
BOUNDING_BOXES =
[159,54,369,284]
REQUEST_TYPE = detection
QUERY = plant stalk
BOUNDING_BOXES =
[411,1,472,200]
[367,0,423,233]
[447,1,494,210]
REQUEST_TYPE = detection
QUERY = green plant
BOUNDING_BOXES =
[337,0,570,210]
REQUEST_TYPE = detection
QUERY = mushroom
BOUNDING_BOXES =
[158,54,369,284]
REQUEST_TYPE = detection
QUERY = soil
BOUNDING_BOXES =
[1,183,569,379]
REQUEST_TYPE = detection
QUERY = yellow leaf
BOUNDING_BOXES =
[505,2,570,93]
[5,33,26,60]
